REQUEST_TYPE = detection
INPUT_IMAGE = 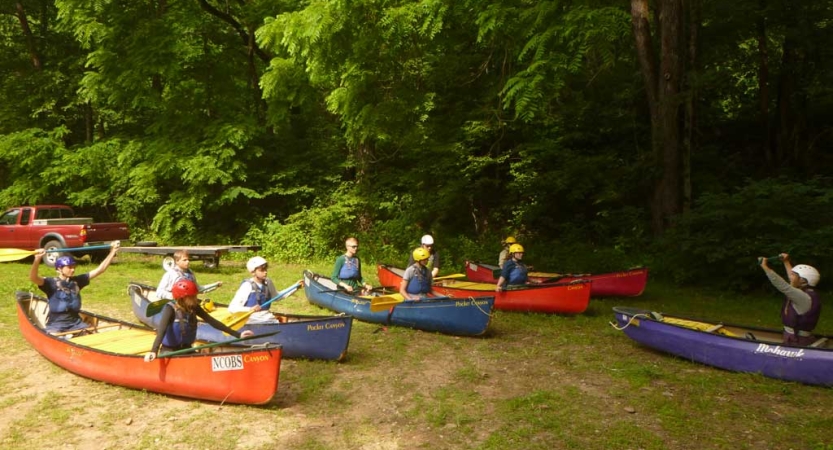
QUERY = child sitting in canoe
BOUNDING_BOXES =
[227,256,281,325]
[144,279,252,362]
[29,242,120,336]
[759,253,822,347]
[156,250,222,300]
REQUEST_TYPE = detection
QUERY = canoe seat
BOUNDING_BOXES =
[705,324,724,333]
[27,297,50,329]
[810,337,828,348]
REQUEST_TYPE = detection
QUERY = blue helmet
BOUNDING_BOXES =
[55,256,77,269]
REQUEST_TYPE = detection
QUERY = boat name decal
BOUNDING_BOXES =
[307,322,346,331]
[211,354,244,371]
[456,299,490,307]
[244,354,271,363]
[567,284,586,290]
[753,343,805,359]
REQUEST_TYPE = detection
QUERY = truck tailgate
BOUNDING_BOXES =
[85,222,130,242]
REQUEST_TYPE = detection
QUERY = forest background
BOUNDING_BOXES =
[1,0,832,291]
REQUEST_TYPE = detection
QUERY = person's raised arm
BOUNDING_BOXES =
[88,241,120,280]
[29,249,46,286]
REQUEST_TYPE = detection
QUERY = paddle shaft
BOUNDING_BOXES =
[223,281,302,330]
[157,330,281,358]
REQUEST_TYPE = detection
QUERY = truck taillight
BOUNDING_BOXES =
[80,227,87,243]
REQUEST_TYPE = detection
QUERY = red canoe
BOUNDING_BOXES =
[378,265,591,314]
[16,291,282,405]
[465,261,648,297]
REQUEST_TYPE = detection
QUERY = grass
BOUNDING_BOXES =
[0,253,831,449]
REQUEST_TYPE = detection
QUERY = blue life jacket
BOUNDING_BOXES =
[338,256,361,280]
[505,260,529,285]
[406,265,432,295]
[781,289,822,332]
[162,306,197,349]
[243,280,271,311]
[46,278,85,331]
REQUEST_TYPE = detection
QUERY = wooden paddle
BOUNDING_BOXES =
[0,244,115,263]
[222,280,303,330]
[157,330,281,358]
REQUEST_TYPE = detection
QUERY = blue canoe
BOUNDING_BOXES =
[128,282,353,361]
[302,270,494,336]
[612,306,833,386]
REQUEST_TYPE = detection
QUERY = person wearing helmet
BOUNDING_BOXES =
[144,279,253,362]
[227,256,281,326]
[332,237,373,294]
[156,250,223,300]
[496,243,528,292]
[498,237,517,268]
[760,252,822,346]
[29,241,121,335]
[406,234,440,277]
[400,247,435,300]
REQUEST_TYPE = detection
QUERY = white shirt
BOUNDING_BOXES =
[228,278,278,324]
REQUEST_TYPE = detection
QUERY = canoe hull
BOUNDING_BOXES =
[612,306,833,386]
[17,293,281,404]
[465,261,648,297]
[378,265,591,314]
[128,283,352,361]
[303,271,493,336]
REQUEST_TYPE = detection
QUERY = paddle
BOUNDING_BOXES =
[757,255,783,265]
[222,280,303,330]
[145,280,224,316]
[157,330,281,358]
[369,295,405,312]
[434,273,465,281]
[369,294,454,312]
[0,244,115,263]
[318,285,397,294]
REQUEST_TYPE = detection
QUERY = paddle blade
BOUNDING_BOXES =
[369,295,405,312]
[434,273,466,281]
[0,248,37,263]
[223,311,253,331]
[145,299,172,317]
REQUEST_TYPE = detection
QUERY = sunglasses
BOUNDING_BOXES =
[348,245,358,248]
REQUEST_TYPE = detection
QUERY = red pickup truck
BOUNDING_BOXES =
[0,205,130,266]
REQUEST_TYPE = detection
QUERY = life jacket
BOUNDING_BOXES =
[781,289,822,332]
[243,279,271,311]
[406,265,432,295]
[48,278,82,314]
[505,259,529,285]
[176,269,197,283]
[338,256,361,281]
[161,305,197,349]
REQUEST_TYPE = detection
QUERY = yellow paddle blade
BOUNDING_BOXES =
[0,248,37,263]
[222,311,254,331]
[434,273,465,281]
[661,317,740,337]
[369,294,406,312]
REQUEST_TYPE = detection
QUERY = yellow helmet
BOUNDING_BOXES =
[412,247,430,262]
[504,237,517,244]
[509,243,524,253]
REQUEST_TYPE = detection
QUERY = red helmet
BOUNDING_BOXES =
[171,279,199,299]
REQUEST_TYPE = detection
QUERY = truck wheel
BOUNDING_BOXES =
[42,240,65,268]
[203,258,218,269]
[162,256,176,271]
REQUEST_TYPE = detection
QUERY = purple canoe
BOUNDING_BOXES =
[612,306,833,386]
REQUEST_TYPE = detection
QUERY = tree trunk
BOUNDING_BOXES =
[14,2,42,70]
[631,0,685,234]
[757,1,771,166]
[682,0,699,212]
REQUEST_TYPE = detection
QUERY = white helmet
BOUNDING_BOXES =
[792,264,820,287]
[246,256,268,273]
[421,234,434,245]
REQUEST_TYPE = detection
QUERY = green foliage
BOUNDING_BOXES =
[653,177,833,290]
